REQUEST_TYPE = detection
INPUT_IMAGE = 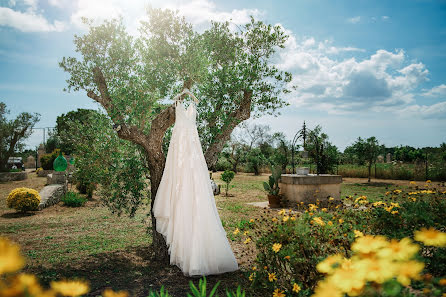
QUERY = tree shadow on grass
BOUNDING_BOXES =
[1,212,36,218]
[353,182,393,187]
[28,245,253,297]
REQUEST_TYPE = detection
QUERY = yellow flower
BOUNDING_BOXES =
[329,197,334,201]
[351,235,389,255]
[233,228,240,235]
[390,202,400,208]
[290,216,296,221]
[330,259,366,294]
[282,216,289,222]
[377,238,420,261]
[317,254,344,274]
[50,280,89,297]
[278,209,286,215]
[426,180,431,183]
[309,212,314,216]
[308,203,318,211]
[327,221,333,226]
[272,288,285,297]
[414,228,446,247]
[292,283,301,293]
[338,219,344,224]
[393,189,402,194]
[284,255,290,260]
[410,181,416,185]
[354,230,364,238]
[8,273,47,296]
[312,280,343,297]
[103,289,129,297]
[391,210,399,215]
[249,219,255,223]
[312,217,325,226]
[243,231,249,236]
[249,273,255,281]
[438,278,446,286]
[268,272,277,282]
[272,217,278,222]
[244,238,251,244]
[395,260,425,286]
[272,243,282,253]
[264,266,268,270]
[252,266,257,271]
[321,208,328,212]
[0,237,25,275]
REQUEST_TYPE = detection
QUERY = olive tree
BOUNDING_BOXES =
[59,8,292,261]
[0,102,40,171]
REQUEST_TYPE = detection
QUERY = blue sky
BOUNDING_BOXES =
[0,0,445,151]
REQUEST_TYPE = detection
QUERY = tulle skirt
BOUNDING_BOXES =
[153,122,239,276]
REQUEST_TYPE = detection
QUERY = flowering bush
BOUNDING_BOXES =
[312,229,446,297]
[6,187,40,212]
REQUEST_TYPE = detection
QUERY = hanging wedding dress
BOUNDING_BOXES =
[153,97,239,276]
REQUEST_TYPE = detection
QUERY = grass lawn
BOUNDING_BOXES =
[1,171,442,296]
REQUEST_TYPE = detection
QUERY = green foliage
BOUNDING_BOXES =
[66,110,149,217]
[40,149,60,170]
[368,191,446,275]
[221,170,235,196]
[61,191,87,207]
[215,157,232,171]
[246,148,266,175]
[305,125,339,175]
[262,165,281,196]
[147,277,246,297]
[0,102,40,172]
[75,180,96,199]
[250,207,358,292]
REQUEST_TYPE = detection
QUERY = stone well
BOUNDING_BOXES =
[279,174,342,204]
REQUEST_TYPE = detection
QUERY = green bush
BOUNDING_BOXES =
[248,206,366,294]
[61,191,86,207]
[75,180,96,198]
[215,157,232,171]
[221,170,235,196]
[368,189,446,276]
[40,149,60,170]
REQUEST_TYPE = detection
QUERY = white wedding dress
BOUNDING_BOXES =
[153,99,239,276]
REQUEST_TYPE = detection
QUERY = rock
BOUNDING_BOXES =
[0,172,27,182]
[39,184,66,210]
[211,179,220,195]
[47,171,67,185]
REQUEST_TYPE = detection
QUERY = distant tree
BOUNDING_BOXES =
[271,132,291,173]
[221,138,246,173]
[347,136,382,182]
[0,102,40,171]
[305,125,339,175]
[246,148,266,175]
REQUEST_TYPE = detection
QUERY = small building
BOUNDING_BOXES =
[7,157,24,169]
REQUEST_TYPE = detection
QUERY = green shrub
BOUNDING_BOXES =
[221,170,235,196]
[75,180,96,198]
[247,206,367,294]
[61,191,86,207]
[40,149,60,170]
[215,157,232,171]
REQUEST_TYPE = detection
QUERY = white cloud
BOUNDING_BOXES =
[396,101,446,119]
[382,15,389,21]
[8,0,16,7]
[275,28,430,115]
[47,0,63,8]
[347,16,360,24]
[422,84,446,97]
[0,6,66,32]
[161,0,263,25]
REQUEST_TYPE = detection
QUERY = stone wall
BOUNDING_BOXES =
[0,172,28,182]
[279,174,342,204]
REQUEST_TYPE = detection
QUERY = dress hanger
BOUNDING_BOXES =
[173,88,199,104]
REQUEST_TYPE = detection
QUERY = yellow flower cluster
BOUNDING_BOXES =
[354,196,368,204]
[6,187,41,212]
[0,237,128,297]
[414,227,446,247]
[313,234,424,297]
